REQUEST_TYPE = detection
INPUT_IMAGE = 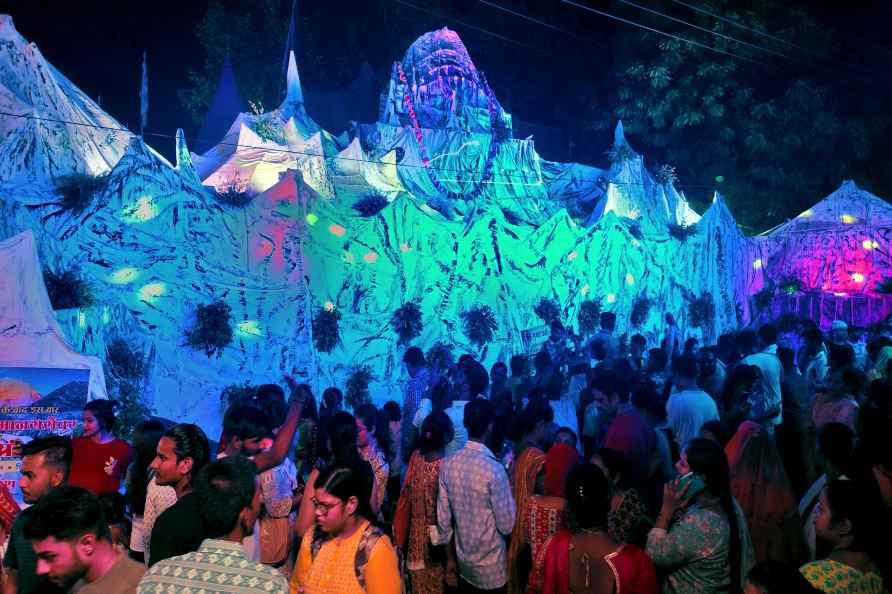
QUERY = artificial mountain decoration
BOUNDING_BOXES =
[668,223,697,241]
[461,305,497,349]
[52,173,108,214]
[43,268,95,310]
[390,302,423,345]
[185,300,234,358]
[312,306,341,353]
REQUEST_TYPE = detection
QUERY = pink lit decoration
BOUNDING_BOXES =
[328,223,346,237]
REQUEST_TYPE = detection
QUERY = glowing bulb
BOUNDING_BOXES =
[852,272,864,283]
[328,223,346,237]
[137,282,166,302]
[607,293,616,303]
[863,239,879,250]
[363,251,379,264]
[581,283,590,297]
[799,209,813,218]
[631,239,641,247]
[833,292,847,297]
[753,259,763,270]
[400,243,411,253]
[840,214,856,224]
[324,301,335,312]
[108,267,139,284]
[305,213,318,226]
[236,320,263,337]
[567,251,577,262]
[625,273,635,286]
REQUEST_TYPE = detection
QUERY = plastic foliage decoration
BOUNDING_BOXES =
[655,164,678,185]
[390,302,423,346]
[753,287,775,311]
[312,306,341,353]
[185,300,234,358]
[461,305,498,349]
[779,276,802,295]
[220,381,259,408]
[533,298,561,325]
[875,277,892,295]
[578,299,602,336]
[248,100,284,144]
[627,220,643,240]
[688,294,716,329]
[668,223,697,241]
[630,296,652,327]
[214,177,252,207]
[426,342,454,374]
[51,173,108,215]
[345,365,374,410]
[353,193,389,217]
[103,338,151,441]
[43,268,95,310]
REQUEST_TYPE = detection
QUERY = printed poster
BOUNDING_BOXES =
[0,367,88,504]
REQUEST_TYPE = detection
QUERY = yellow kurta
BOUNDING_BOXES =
[291,520,401,594]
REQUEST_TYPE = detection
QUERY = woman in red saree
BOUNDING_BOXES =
[541,463,657,594]
[508,397,552,594]
[725,421,803,564]
[525,443,579,593]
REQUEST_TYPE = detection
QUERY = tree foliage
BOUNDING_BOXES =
[597,0,887,232]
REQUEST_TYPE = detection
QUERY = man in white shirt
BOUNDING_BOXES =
[443,360,489,456]
[741,324,784,431]
[667,355,719,451]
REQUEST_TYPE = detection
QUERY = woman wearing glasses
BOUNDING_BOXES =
[291,464,401,594]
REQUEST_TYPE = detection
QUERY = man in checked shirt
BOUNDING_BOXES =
[431,398,516,594]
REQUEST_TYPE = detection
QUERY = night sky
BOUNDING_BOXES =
[5,0,892,190]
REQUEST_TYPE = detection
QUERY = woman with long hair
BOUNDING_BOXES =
[69,399,132,495]
[295,411,375,538]
[725,421,802,564]
[291,464,401,594]
[799,479,886,593]
[124,419,167,563]
[354,403,390,515]
[646,437,754,594]
[525,442,579,593]
[396,411,454,594]
[541,463,657,594]
[507,396,553,594]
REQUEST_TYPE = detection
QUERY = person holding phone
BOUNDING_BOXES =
[646,438,754,594]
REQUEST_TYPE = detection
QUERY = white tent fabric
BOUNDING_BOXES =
[0,230,107,400]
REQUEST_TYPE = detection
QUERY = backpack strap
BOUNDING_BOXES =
[354,524,386,590]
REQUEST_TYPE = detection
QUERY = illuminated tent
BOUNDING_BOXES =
[760,180,892,327]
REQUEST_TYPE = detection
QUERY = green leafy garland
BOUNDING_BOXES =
[533,298,561,325]
[461,305,498,349]
[345,365,374,410]
[390,302,423,346]
[185,300,233,358]
[312,307,341,353]
[43,268,95,310]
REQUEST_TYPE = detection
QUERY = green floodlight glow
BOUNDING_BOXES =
[101,306,111,324]
[305,213,319,226]
[236,320,263,337]
[715,175,724,183]
[122,195,159,223]
[108,267,140,285]
[137,282,166,303]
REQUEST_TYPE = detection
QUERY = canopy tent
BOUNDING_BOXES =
[0,230,107,401]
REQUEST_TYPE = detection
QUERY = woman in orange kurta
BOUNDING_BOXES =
[507,398,552,594]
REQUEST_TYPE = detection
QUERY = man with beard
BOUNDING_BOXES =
[25,486,144,594]
[3,435,71,594]
[138,457,287,594]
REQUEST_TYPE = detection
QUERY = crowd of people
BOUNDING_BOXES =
[1,310,891,594]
